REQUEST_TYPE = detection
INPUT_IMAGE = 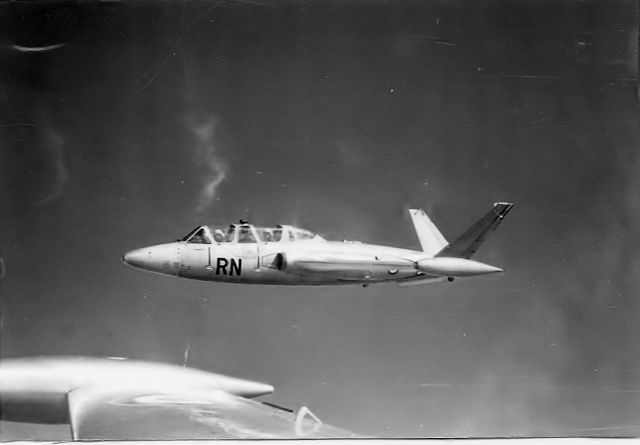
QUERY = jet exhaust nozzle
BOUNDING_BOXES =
[415,257,503,277]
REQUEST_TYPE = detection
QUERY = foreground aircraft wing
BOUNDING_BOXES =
[67,385,356,440]
[20,439,640,445]
[22,438,640,445]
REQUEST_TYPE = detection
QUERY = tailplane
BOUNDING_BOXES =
[436,202,514,259]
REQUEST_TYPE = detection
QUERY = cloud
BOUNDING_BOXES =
[187,116,228,214]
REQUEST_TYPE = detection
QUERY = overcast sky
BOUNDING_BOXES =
[1,0,639,439]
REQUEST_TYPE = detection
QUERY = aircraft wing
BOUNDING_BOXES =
[67,385,356,440]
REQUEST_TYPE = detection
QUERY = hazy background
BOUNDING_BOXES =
[1,0,639,439]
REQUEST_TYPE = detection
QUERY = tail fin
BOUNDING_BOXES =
[436,202,514,259]
[408,208,449,256]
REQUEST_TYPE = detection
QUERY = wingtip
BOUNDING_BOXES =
[256,383,275,396]
[493,202,515,217]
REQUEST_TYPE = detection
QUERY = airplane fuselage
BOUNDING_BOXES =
[125,240,433,286]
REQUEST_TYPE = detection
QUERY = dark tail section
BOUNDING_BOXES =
[435,202,514,259]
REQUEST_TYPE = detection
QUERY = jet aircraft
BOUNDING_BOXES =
[123,202,513,286]
[0,356,356,440]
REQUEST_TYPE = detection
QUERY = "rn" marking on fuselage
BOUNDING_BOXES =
[215,258,242,276]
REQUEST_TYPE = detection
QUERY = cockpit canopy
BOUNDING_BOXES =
[181,222,325,244]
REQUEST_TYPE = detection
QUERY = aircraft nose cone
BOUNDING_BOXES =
[122,243,181,276]
[122,248,148,268]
